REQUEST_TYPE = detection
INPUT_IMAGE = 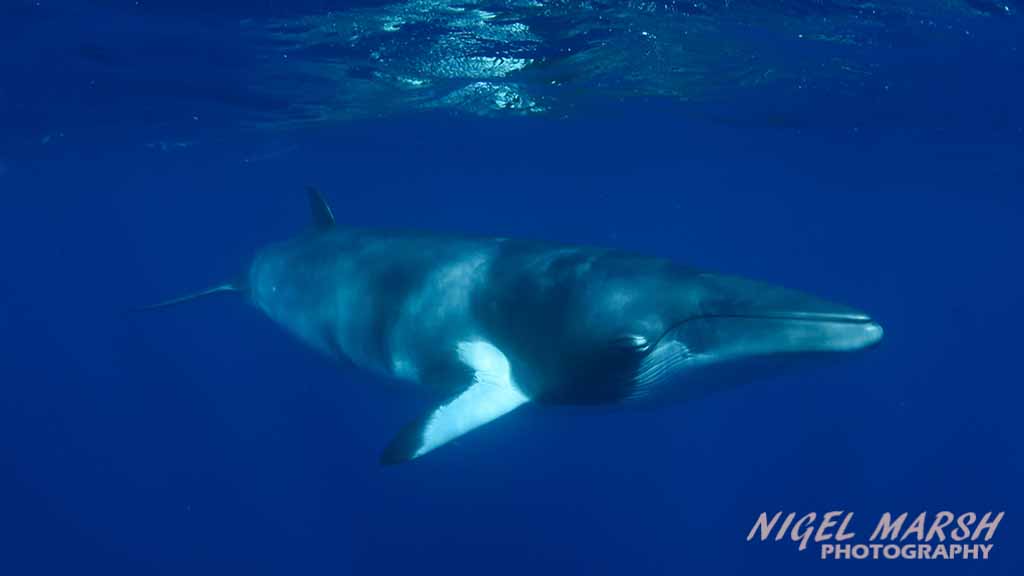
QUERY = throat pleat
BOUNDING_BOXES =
[627,341,693,401]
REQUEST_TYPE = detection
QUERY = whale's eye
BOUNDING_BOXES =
[608,334,652,354]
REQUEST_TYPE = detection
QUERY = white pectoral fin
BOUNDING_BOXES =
[380,341,529,465]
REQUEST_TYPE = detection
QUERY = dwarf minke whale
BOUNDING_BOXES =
[145,188,882,464]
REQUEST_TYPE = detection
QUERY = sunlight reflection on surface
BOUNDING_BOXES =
[238,0,1003,127]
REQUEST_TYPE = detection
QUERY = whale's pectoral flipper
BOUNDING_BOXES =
[380,341,529,465]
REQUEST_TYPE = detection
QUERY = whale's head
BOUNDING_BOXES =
[586,266,883,402]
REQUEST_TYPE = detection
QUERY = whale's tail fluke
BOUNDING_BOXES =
[139,187,327,314]
[138,281,241,311]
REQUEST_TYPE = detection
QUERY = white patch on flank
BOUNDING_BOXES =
[414,341,529,458]
[397,252,488,333]
[390,252,491,382]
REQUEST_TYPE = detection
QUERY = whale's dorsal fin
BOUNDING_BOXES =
[380,341,530,465]
[305,186,335,229]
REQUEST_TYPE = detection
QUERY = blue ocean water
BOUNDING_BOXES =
[1,1,1021,575]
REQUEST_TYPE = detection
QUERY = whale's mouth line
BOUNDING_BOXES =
[650,311,880,352]
[664,311,875,334]
[690,311,875,324]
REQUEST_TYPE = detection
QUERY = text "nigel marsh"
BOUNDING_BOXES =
[747,511,1004,560]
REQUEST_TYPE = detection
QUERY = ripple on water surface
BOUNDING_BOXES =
[237,0,1016,126]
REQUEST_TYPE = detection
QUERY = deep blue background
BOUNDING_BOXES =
[1,2,1021,575]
